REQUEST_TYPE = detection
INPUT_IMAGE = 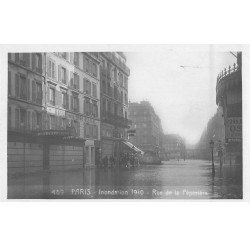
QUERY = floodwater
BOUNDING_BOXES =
[8,159,242,199]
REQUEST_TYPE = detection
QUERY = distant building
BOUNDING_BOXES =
[128,101,163,164]
[196,107,225,161]
[99,52,131,161]
[162,134,186,160]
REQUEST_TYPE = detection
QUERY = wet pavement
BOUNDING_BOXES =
[8,159,242,199]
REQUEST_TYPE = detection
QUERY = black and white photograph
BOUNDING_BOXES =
[6,47,243,199]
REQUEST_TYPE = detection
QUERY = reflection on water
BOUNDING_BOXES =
[8,160,242,199]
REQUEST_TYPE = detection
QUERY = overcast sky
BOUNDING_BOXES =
[126,45,237,145]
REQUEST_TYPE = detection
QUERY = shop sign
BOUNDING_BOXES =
[225,117,242,140]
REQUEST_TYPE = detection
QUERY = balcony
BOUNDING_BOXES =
[216,63,242,105]
[102,112,132,128]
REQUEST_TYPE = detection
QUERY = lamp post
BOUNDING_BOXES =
[209,140,215,175]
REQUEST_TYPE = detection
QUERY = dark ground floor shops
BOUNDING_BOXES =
[7,130,87,176]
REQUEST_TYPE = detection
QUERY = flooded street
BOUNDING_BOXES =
[8,159,242,199]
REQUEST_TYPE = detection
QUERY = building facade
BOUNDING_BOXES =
[45,52,101,167]
[99,52,131,162]
[196,107,225,161]
[128,101,163,164]
[216,52,242,177]
[8,52,101,175]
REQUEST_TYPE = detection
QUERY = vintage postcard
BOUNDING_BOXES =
[2,45,244,199]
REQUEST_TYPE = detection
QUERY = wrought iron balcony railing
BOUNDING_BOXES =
[102,112,132,128]
[217,63,239,84]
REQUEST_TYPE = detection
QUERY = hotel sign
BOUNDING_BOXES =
[46,107,65,117]
[225,117,242,141]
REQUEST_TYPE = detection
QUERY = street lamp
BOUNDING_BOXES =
[209,140,215,175]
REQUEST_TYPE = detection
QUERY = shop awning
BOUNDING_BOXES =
[122,141,144,155]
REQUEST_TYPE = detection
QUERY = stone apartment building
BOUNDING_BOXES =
[45,52,100,168]
[99,52,131,160]
[7,52,101,175]
[128,101,163,163]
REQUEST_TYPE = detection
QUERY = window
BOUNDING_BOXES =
[36,113,42,130]
[62,92,68,109]
[92,63,97,77]
[118,72,123,86]
[84,79,91,95]
[107,100,111,113]
[15,109,19,129]
[61,67,67,84]
[113,68,117,81]
[114,86,118,100]
[34,53,42,73]
[73,73,79,89]
[20,53,30,67]
[102,81,107,94]
[72,94,79,112]
[84,97,91,116]
[91,147,95,164]
[74,120,79,135]
[102,99,106,113]
[86,58,90,73]
[8,71,11,96]
[121,91,123,103]
[92,100,98,117]
[61,52,67,60]
[125,93,128,104]
[20,109,27,129]
[32,81,42,104]
[62,118,67,129]
[48,59,56,79]
[8,106,11,128]
[114,103,118,115]
[49,115,55,129]
[85,146,90,164]
[101,59,106,69]
[93,125,98,139]
[49,88,55,106]
[20,75,27,100]
[74,52,79,66]
[124,76,128,89]
[92,83,97,98]
[36,82,42,104]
